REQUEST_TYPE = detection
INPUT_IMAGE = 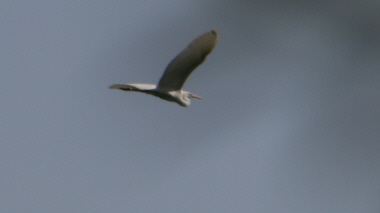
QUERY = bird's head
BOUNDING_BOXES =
[188,93,202,99]
[175,91,202,107]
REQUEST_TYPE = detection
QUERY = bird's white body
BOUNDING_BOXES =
[109,83,201,107]
[109,30,218,107]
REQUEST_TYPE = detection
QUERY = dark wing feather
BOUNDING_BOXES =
[157,30,218,90]
[109,83,157,95]
[109,84,141,91]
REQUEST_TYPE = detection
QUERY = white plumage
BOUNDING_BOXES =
[109,30,218,107]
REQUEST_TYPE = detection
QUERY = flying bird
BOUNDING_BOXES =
[109,29,218,107]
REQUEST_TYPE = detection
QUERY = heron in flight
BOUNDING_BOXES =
[109,30,218,107]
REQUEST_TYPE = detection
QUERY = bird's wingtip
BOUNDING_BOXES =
[109,84,120,89]
[211,29,218,34]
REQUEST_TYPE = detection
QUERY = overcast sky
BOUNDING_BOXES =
[2,1,380,213]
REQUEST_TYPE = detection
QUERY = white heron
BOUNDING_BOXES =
[109,30,218,107]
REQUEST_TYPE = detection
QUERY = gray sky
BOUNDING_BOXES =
[2,1,380,212]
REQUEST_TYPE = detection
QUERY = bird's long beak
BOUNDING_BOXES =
[189,93,202,99]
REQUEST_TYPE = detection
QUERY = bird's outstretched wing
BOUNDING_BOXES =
[109,83,156,91]
[157,30,218,90]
